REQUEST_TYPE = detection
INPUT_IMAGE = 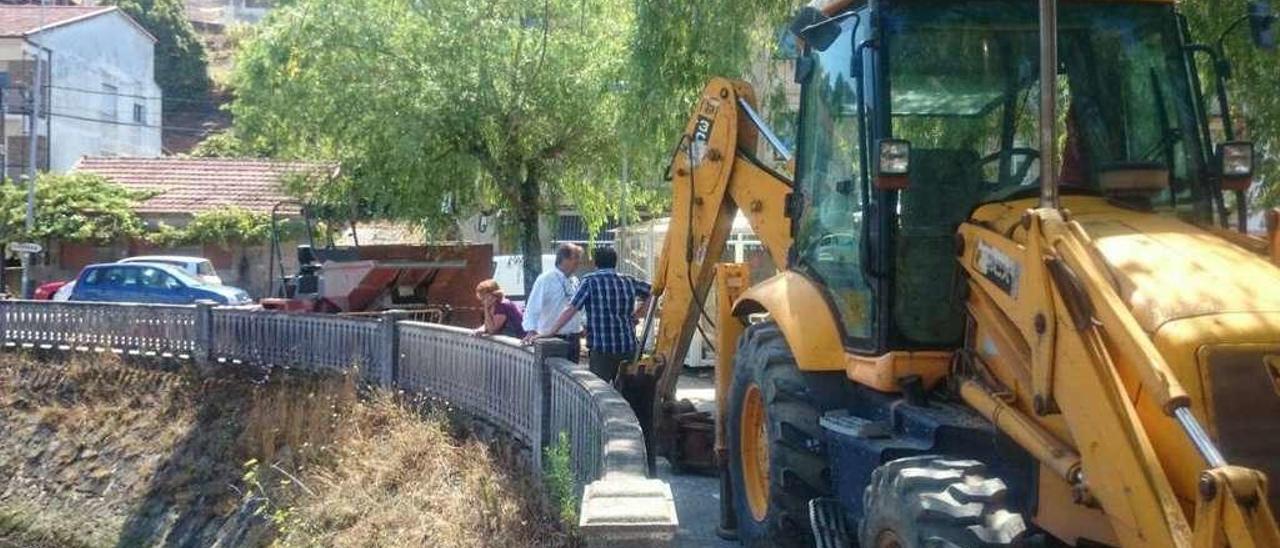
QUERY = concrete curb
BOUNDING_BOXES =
[580,475,679,547]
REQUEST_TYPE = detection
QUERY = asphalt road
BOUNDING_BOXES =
[665,371,738,548]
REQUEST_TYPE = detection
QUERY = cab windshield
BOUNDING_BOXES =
[792,1,1212,350]
[886,1,1209,214]
[883,0,1210,346]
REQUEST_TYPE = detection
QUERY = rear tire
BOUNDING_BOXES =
[726,322,842,547]
[859,456,1027,548]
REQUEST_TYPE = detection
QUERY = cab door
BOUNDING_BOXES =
[791,11,877,349]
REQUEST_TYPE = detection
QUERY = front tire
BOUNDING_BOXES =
[726,322,841,547]
[859,456,1027,548]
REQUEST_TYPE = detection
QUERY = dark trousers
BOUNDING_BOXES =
[555,333,582,363]
[588,351,629,383]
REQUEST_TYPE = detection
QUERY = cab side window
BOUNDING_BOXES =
[793,14,875,343]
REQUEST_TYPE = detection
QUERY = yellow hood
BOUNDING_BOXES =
[1070,202,1280,334]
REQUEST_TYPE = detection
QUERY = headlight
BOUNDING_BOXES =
[1220,141,1254,178]
[878,139,911,176]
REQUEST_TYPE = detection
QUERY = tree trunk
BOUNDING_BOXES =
[517,169,542,296]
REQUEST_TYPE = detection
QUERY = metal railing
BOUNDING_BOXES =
[211,309,386,380]
[398,323,543,449]
[0,300,197,356]
[0,299,662,531]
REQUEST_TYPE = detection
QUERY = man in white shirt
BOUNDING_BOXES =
[522,243,585,361]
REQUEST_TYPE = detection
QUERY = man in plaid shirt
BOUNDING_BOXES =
[543,247,652,382]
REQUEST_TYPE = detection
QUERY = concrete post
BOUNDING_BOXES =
[534,339,570,452]
[193,301,215,373]
[578,475,678,547]
[381,310,410,389]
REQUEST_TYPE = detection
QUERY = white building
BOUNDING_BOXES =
[0,5,162,174]
[186,0,272,27]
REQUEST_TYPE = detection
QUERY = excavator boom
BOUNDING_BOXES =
[624,78,794,470]
[626,2,1280,546]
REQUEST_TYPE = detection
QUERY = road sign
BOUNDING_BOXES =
[7,242,42,254]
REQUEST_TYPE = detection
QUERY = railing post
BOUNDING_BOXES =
[534,338,569,473]
[0,298,7,347]
[193,301,215,373]
[381,310,410,389]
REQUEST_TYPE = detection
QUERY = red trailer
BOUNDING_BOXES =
[262,243,493,327]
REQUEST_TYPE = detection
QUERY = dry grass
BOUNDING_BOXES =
[0,353,570,547]
[272,394,573,548]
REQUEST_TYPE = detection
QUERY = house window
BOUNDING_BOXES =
[133,103,145,124]
[100,84,118,121]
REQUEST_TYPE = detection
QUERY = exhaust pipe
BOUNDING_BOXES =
[1039,0,1060,209]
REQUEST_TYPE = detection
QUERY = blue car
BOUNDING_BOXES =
[69,262,253,305]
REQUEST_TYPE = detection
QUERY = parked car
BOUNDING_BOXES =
[34,280,68,300]
[52,281,75,301]
[118,255,223,286]
[69,263,252,305]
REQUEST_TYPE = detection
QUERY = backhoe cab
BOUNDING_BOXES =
[626,0,1280,546]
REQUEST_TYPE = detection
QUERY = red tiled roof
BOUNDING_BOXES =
[74,157,333,216]
[0,5,117,37]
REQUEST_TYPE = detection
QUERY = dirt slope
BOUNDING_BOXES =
[0,355,567,547]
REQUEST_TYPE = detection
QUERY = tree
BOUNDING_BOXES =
[106,0,211,112]
[230,0,632,290]
[0,173,149,247]
[187,129,272,158]
[622,0,794,181]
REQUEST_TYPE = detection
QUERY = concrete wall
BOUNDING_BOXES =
[0,11,163,173]
[457,212,555,255]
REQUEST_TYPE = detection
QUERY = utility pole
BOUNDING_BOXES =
[20,47,43,298]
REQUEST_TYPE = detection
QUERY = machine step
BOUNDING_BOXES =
[808,497,853,548]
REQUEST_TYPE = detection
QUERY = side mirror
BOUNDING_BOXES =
[1250,1,1277,50]
[875,139,911,190]
[1219,141,1255,192]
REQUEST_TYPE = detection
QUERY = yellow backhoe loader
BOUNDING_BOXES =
[621,0,1280,545]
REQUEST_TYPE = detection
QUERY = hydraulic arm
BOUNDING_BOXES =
[621,78,794,471]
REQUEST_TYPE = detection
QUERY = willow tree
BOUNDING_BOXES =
[230,0,631,289]
[622,0,795,181]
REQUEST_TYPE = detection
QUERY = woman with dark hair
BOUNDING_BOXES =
[473,279,525,338]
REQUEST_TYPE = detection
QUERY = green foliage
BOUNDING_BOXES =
[542,431,578,525]
[146,207,299,248]
[230,0,634,288]
[0,173,149,246]
[105,0,211,110]
[187,130,272,158]
[1182,0,1280,207]
[623,0,796,180]
[239,459,296,530]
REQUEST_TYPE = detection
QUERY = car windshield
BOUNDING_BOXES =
[885,1,1210,216]
[137,263,203,286]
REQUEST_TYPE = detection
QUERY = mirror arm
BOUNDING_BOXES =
[1216,14,1254,53]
